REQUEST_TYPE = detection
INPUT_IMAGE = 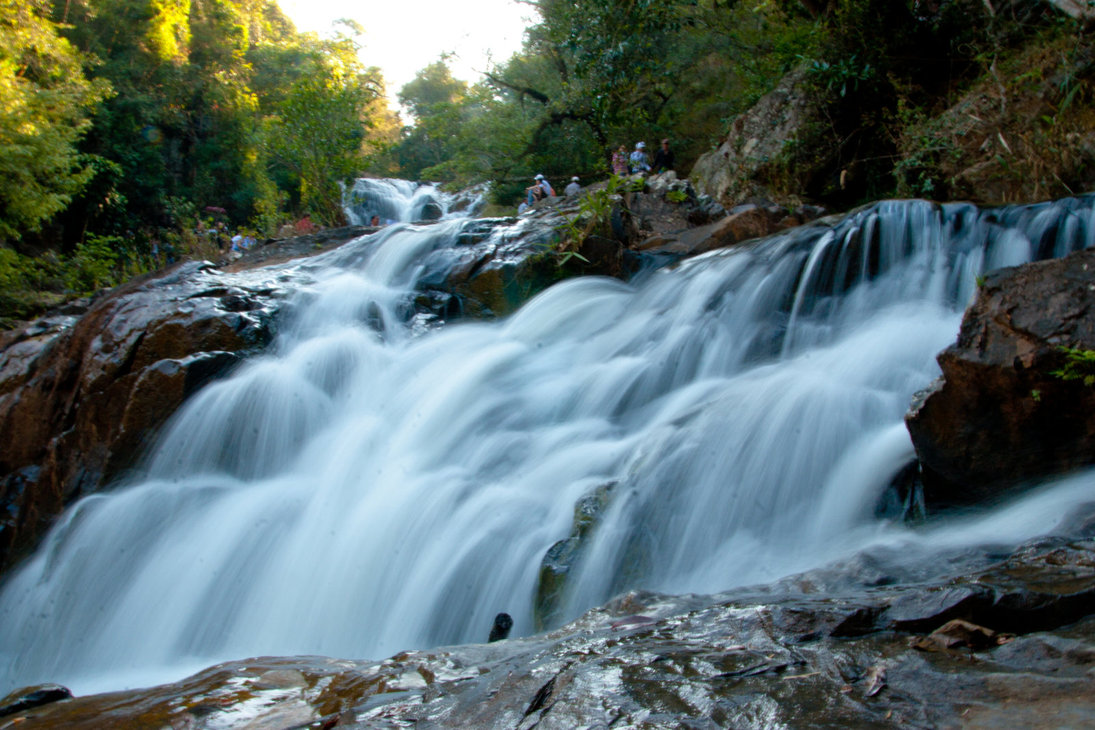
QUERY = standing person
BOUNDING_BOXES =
[564,176,581,196]
[629,142,650,174]
[653,138,675,173]
[611,145,629,176]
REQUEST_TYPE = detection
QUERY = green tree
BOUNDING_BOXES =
[0,0,109,245]
[395,59,470,179]
[267,23,387,224]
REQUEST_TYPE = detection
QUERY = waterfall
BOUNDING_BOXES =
[2,193,1095,696]
[342,178,479,225]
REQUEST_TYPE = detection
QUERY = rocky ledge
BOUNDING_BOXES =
[907,246,1095,507]
[4,510,1094,729]
[0,261,289,570]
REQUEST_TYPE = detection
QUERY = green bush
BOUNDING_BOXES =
[64,235,122,293]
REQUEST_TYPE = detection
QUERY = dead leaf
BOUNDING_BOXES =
[863,664,886,697]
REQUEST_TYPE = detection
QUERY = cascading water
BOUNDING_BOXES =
[342,178,481,225]
[2,191,1095,696]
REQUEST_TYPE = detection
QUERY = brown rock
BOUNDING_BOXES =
[906,247,1095,507]
[638,204,791,258]
[0,263,278,569]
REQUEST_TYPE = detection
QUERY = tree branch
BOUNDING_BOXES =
[482,73,551,105]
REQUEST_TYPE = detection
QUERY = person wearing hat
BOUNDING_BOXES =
[564,176,582,197]
[653,138,675,173]
[526,173,555,206]
[629,142,651,174]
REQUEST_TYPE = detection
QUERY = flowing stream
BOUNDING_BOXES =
[2,187,1095,696]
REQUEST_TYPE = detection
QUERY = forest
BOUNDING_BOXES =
[1,0,1092,324]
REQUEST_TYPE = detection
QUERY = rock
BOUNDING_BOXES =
[906,247,1095,507]
[489,613,513,643]
[911,619,1008,652]
[691,68,822,209]
[637,203,823,259]
[0,262,282,569]
[1050,0,1095,18]
[11,537,1095,729]
[0,684,72,718]
[535,481,616,630]
[418,201,444,221]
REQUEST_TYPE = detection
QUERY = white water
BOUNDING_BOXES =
[2,193,1095,696]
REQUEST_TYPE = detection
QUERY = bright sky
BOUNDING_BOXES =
[275,0,535,107]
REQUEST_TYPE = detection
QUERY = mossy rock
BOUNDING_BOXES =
[534,481,617,630]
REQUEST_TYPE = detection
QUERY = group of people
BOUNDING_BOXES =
[195,218,258,259]
[613,138,675,176]
[517,137,676,213]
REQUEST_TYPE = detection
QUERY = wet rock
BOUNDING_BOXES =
[535,481,616,629]
[0,262,284,569]
[691,68,823,209]
[9,539,1095,729]
[489,613,513,643]
[886,586,993,632]
[418,201,444,221]
[906,247,1095,507]
[636,201,824,258]
[0,684,72,718]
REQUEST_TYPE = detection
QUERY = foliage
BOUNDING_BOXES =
[800,53,871,97]
[1052,347,1095,387]
[64,235,122,292]
[555,174,635,260]
[0,0,110,243]
[267,24,387,225]
[392,0,818,199]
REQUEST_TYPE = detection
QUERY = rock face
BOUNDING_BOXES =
[0,262,283,569]
[906,247,1095,507]
[690,69,822,209]
[6,526,1095,729]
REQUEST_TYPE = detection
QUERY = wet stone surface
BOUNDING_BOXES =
[6,533,1095,729]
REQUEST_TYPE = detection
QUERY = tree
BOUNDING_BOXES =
[394,59,470,180]
[0,0,109,245]
[268,24,388,224]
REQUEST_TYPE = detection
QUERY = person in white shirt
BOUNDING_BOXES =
[629,142,650,174]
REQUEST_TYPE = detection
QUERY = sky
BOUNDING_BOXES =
[275,0,535,106]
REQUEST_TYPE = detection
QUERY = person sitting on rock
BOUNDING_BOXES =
[629,142,651,174]
[564,176,581,197]
[653,138,675,173]
[526,174,555,206]
[612,145,629,176]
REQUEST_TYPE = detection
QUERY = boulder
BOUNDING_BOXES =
[0,684,72,718]
[0,262,282,569]
[906,247,1095,507]
[636,203,824,258]
[691,68,822,209]
[534,481,616,630]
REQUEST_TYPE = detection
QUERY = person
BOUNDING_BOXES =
[653,138,675,173]
[629,142,650,174]
[611,145,629,176]
[526,173,555,206]
[370,215,380,226]
[564,176,581,197]
[517,200,529,214]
